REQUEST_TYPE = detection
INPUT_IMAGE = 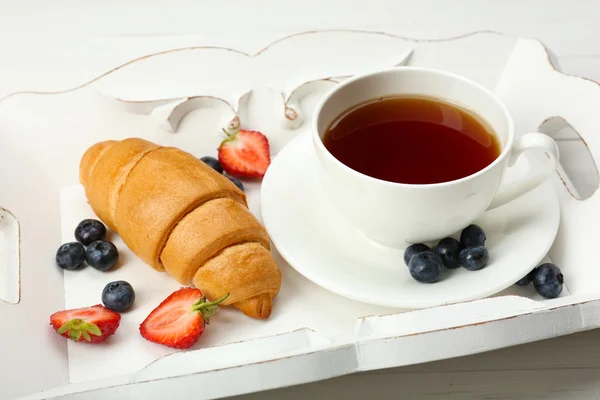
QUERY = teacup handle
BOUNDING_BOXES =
[487,132,560,210]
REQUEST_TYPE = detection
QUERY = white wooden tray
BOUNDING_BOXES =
[1,31,599,400]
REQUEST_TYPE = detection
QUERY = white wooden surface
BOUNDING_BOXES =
[227,330,600,400]
[2,1,600,398]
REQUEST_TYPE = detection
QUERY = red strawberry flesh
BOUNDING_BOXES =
[218,130,270,178]
[50,305,121,343]
[140,287,203,349]
[139,287,229,349]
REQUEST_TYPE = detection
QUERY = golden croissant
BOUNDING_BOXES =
[79,138,281,319]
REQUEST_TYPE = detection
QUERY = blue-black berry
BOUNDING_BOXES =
[460,224,486,248]
[200,156,223,174]
[435,237,461,269]
[85,240,119,272]
[74,219,107,246]
[404,243,431,266]
[102,280,135,312]
[533,263,563,299]
[459,246,489,271]
[408,251,443,283]
[56,242,86,270]
[516,269,536,286]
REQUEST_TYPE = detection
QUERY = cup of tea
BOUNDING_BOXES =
[312,67,559,247]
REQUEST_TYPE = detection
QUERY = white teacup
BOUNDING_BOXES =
[312,67,559,247]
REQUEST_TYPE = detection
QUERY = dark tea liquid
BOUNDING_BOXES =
[322,96,501,184]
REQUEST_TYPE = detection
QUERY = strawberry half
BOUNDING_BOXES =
[50,305,121,343]
[139,287,229,349]
[218,129,270,178]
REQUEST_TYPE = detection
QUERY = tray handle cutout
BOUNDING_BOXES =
[539,116,599,200]
[0,208,20,304]
[494,38,600,203]
[115,93,249,135]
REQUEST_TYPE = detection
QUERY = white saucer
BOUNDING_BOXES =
[261,133,561,309]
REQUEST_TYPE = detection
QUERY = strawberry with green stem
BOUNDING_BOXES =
[50,305,121,343]
[140,287,229,349]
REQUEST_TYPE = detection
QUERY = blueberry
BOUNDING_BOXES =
[408,251,443,283]
[516,269,536,286]
[85,240,119,272]
[460,224,486,248]
[403,243,431,266]
[74,219,107,246]
[56,242,86,270]
[227,176,245,192]
[533,263,563,299]
[435,237,461,269]
[459,246,489,271]
[102,280,135,312]
[200,156,223,174]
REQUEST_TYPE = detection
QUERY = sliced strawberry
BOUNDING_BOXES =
[50,305,121,343]
[218,129,270,178]
[139,287,229,349]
